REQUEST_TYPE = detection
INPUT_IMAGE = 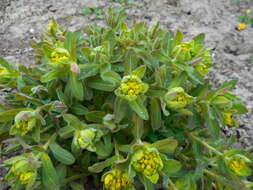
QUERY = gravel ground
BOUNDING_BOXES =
[0,0,253,188]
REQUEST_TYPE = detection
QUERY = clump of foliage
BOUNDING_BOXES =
[237,9,253,30]
[0,9,252,190]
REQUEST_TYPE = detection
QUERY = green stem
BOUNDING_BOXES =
[204,169,249,190]
[64,173,89,184]
[167,177,179,190]
[188,133,223,156]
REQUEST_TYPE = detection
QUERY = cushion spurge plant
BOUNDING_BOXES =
[0,8,252,190]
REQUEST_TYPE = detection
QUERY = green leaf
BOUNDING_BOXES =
[41,153,60,190]
[184,65,204,85]
[193,33,205,44]
[133,48,159,67]
[128,99,149,120]
[150,98,162,131]
[70,104,89,115]
[56,164,67,186]
[161,31,174,56]
[49,142,75,165]
[82,7,92,16]
[131,65,146,79]
[41,70,63,83]
[132,114,144,140]
[0,108,32,122]
[79,64,100,80]
[69,72,84,101]
[63,114,82,130]
[138,174,155,190]
[87,77,117,91]
[173,30,183,47]
[95,135,113,158]
[206,80,237,101]
[0,57,11,68]
[124,50,137,75]
[70,182,85,190]
[162,159,182,175]
[114,97,128,123]
[85,111,106,123]
[168,71,188,89]
[152,138,178,153]
[64,31,81,58]
[101,70,121,85]
[88,156,118,173]
[146,86,167,98]
[203,104,220,138]
[58,126,75,138]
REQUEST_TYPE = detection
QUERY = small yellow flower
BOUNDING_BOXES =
[228,156,251,176]
[237,23,247,30]
[246,9,251,14]
[164,87,194,110]
[10,111,37,136]
[74,128,103,151]
[102,169,131,190]
[222,111,238,127]
[115,75,148,101]
[49,48,71,65]
[19,172,34,184]
[132,147,163,183]
[15,120,30,136]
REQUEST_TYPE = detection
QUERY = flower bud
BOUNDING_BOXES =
[164,87,194,110]
[74,128,103,151]
[70,63,81,74]
[115,75,148,101]
[131,147,163,183]
[10,111,37,136]
[102,169,132,190]
[50,101,68,113]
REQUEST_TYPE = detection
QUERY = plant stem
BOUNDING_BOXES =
[204,169,249,190]
[64,173,89,184]
[188,133,223,156]
[167,177,179,190]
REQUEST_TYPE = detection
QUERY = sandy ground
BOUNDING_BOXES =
[0,0,253,188]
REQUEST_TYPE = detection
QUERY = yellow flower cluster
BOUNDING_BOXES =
[103,169,131,190]
[228,157,247,176]
[50,50,70,64]
[121,79,144,96]
[132,148,163,182]
[15,120,30,136]
[11,167,34,185]
[116,75,149,101]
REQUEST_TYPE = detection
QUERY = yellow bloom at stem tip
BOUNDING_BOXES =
[246,9,251,14]
[115,75,149,101]
[132,147,163,183]
[103,169,131,190]
[19,172,34,184]
[237,23,247,30]
[228,156,251,176]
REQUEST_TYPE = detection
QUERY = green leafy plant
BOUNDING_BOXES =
[237,9,253,29]
[0,8,252,190]
[82,5,105,19]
